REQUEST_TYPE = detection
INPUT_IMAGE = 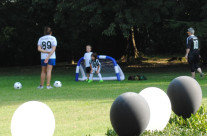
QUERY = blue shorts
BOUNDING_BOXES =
[41,59,56,66]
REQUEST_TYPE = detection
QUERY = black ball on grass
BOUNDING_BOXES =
[167,76,202,118]
[110,92,150,136]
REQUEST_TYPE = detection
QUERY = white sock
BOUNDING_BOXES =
[89,73,93,80]
[98,73,103,80]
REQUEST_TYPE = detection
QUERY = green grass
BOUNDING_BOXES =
[0,65,206,136]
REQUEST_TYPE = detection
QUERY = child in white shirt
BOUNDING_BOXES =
[84,45,93,81]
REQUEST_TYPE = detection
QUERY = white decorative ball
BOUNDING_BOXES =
[11,101,55,136]
[139,87,172,131]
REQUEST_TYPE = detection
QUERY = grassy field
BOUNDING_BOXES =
[0,65,206,136]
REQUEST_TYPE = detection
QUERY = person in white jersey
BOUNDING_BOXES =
[84,45,93,81]
[37,26,57,89]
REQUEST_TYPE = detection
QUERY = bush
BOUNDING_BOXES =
[169,105,207,133]
[105,105,207,136]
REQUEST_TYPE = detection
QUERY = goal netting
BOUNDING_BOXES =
[75,55,125,81]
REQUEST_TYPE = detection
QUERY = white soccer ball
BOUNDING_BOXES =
[14,82,22,89]
[53,81,62,88]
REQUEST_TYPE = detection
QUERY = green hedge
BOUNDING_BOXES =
[106,105,207,136]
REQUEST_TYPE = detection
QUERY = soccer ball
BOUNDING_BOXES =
[14,82,22,89]
[54,81,62,88]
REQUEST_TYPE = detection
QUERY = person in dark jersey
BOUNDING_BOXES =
[185,27,204,79]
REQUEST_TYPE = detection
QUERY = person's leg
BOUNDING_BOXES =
[189,62,196,78]
[191,62,196,79]
[197,68,202,73]
[89,72,93,80]
[46,64,53,86]
[96,67,103,81]
[194,54,204,78]
[98,73,103,82]
[86,67,90,80]
[191,72,195,79]
[196,66,204,78]
[88,73,93,83]
[88,68,94,83]
[188,56,196,78]
[40,66,47,86]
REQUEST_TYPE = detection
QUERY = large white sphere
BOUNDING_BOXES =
[139,87,171,131]
[14,82,22,89]
[11,101,55,136]
[54,81,62,88]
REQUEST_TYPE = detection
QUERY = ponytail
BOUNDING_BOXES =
[44,26,52,35]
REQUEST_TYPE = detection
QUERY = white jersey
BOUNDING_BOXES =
[37,35,57,59]
[84,52,92,67]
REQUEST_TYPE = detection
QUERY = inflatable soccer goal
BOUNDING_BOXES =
[75,55,125,81]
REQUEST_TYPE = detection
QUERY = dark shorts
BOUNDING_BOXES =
[86,67,91,74]
[188,54,200,72]
[41,59,56,66]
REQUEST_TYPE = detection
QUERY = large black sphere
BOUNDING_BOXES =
[167,76,202,118]
[110,92,150,136]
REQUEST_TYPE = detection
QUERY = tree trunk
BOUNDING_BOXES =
[120,27,139,62]
[120,37,130,62]
[131,27,139,59]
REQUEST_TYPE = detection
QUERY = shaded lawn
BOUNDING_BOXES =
[0,65,206,136]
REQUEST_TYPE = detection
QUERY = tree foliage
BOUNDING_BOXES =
[1,0,207,66]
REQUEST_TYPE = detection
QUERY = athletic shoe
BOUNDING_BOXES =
[37,85,44,89]
[88,80,93,83]
[47,86,53,89]
[99,80,104,83]
[200,73,205,79]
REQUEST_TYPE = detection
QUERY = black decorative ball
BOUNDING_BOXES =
[110,92,150,136]
[167,76,202,118]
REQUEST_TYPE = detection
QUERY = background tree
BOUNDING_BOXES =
[1,0,207,66]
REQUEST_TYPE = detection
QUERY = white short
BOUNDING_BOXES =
[91,67,101,73]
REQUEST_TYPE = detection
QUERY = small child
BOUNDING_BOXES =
[88,53,103,83]
[84,45,93,81]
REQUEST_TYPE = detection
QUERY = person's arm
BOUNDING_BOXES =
[83,54,86,66]
[44,46,56,63]
[37,46,50,53]
[96,60,101,73]
[185,48,190,59]
[185,38,191,59]
[37,38,50,53]
[96,65,100,73]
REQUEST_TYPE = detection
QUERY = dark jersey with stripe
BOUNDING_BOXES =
[89,59,101,68]
[186,35,199,55]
